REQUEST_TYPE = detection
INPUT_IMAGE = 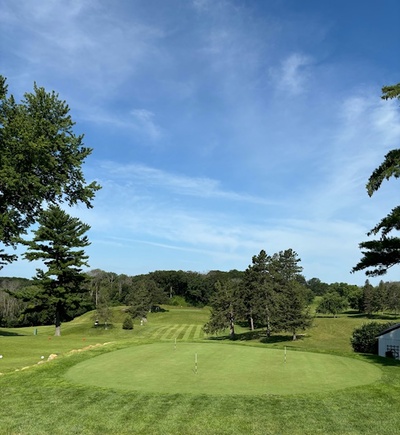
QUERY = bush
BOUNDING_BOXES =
[169,296,188,306]
[122,315,133,330]
[351,322,395,354]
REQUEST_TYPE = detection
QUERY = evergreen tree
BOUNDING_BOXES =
[270,249,312,339]
[21,205,91,335]
[239,250,273,332]
[385,281,400,315]
[362,280,383,316]
[204,280,238,340]
[353,83,400,276]
[122,315,134,330]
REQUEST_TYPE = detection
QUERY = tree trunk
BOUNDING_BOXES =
[249,315,254,331]
[55,301,62,336]
[266,313,271,337]
[229,313,235,340]
[292,331,297,341]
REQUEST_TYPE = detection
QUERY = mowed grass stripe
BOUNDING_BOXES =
[168,325,186,340]
[148,326,171,340]
[182,325,195,340]
[191,325,204,339]
[160,326,179,340]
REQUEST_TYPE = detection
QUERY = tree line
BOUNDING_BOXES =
[1,76,400,336]
[2,264,400,330]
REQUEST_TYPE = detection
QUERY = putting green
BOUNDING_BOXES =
[65,342,381,395]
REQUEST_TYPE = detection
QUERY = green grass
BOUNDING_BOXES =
[65,342,381,395]
[0,305,400,434]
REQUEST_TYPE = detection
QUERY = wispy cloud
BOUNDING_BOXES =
[96,161,276,205]
[271,53,314,95]
[0,1,165,96]
[130,109,163,141]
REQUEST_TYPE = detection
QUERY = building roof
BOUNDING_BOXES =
[376,323,400,337]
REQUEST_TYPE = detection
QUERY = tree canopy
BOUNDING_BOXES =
[353,83,400,276]
[0,76,100,267]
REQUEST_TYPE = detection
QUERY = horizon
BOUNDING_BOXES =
[1,0,400,285]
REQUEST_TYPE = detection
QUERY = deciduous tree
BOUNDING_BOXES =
[316,291,348,318]
[0,76,100,267]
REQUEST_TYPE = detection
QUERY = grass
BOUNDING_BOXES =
[65,342,381,395]
[0,306,399,434]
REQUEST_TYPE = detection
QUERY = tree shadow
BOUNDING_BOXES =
[260,334,300,344]
[347,312,400,320]
[151,305,168,313]
[0,330,23,336]
[207,330,298,343]
[358,353,400,367]
[315,311,400,320]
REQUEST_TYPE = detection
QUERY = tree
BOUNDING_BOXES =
[204,280,238,340]
[270,249,312,340]
[362,280,384,316]
[20,205,91,336]
[316,291,348,318]
[95,291,113,329]
[239,250,272,332]
[307,277,330,296]
[122,315,134,330]
[353,83,400,276]
[351,321,395,354]
[127,278,167,320]
[384,281,400,315]
[348,285,364,313]
[0,76,100,267]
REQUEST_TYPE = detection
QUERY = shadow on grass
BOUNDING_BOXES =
[359,353,400,367]
[345,311,400,320]
[0,330,23,336]
[314,312,400,320]
[207,330,298,344]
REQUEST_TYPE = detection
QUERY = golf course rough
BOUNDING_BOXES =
[65,342,382,396]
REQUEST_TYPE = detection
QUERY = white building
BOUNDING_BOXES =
[376,323,400,359]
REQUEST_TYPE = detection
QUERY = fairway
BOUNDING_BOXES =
[65,342,381,395]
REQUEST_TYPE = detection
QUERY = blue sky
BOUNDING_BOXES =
[1,0,400,284]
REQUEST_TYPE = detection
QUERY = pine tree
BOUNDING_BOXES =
[270,250,312,340]
[21,205,91,335]
[204,280,238,339]
[239,250,274,332]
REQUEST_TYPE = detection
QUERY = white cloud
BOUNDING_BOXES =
[130,109,163,141]
[272,53,313,95]
[96,161,277,205]
[1,1,165,97]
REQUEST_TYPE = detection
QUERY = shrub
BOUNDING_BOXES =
[351,321,395,354]
[122,315,133,330]
[169,296,188,307]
